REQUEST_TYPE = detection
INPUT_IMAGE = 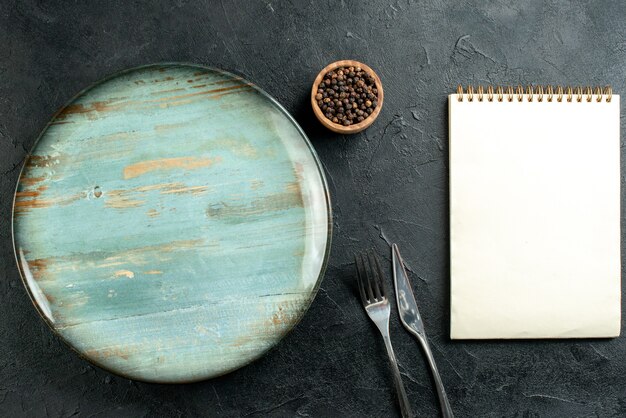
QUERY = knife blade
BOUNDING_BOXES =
[392,243,425,338]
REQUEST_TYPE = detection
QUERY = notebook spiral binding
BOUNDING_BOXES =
[456,85,613,103]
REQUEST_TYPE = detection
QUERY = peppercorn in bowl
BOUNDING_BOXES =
[311,60,383,134]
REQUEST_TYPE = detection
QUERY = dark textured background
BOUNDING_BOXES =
[1,1,625,417]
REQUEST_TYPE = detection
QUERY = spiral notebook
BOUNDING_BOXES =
[449,86,621,339]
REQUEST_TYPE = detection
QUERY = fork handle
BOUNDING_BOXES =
[417,336,454,418]
[382,334,413,418]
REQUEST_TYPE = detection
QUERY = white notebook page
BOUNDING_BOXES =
[449,93,621,339]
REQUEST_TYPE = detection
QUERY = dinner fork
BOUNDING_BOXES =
[355,251,413,418]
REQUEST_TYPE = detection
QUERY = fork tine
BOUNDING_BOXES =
[354,253,368,305]
[374,250,388,299]
[362,252,376,302]
[367,250,384,300]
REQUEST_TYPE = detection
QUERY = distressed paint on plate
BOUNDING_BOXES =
[12,64,331,383]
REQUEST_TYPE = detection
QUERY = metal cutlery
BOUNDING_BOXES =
[355,250,413,418]
[392,243,454,418]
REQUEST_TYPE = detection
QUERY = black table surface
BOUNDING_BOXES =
[1,1,625,417]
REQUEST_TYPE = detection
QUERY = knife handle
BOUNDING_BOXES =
[418,336,454,418]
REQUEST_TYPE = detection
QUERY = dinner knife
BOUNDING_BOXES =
[392,243,454,418]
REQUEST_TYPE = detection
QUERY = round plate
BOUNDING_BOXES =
[12,64,331,383]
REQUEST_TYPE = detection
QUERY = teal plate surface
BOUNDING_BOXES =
[12,64,331,383]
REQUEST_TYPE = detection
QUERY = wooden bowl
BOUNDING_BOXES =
[311,60,384,134]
